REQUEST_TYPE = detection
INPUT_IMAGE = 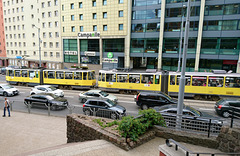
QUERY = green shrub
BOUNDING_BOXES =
[118,109,165,141]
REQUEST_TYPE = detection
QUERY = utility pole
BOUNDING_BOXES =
[176,0,191,129]
[177,5,186,72]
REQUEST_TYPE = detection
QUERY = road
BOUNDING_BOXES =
[0,74,238,127]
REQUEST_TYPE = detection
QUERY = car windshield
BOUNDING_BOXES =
[2,85,14,89]
[45,95,54,100]
[107,99,116,107]
[99,91,109,97]
[49,86,57,91]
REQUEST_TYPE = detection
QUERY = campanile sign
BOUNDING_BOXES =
[78,32,100,38]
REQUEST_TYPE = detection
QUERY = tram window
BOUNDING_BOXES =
[177,75,191,86]
[170,75,175,85]
[22,70,28,77]
[44,71,47,78]
[208,77,223,87]
[29,71,35,78]
[36,71,39,78]
[155,75,160,84]
[106,74,116,82]
[48,71,55,79]
[117,74,128,83]
[74,72,82,80]
[83,72,87,80]
[8,70,14,76]
[98,73,102,81]
[56,71,64,79]
[225,77,240,88]
[141,75,153,84]
[129,74,140,83]
[91,71,95,79]
[192,76,207,86]
[15,70,21,77]
[88,72,92,80]
[65,72,73,79]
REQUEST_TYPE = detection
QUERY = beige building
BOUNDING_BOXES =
[3,0,62,69]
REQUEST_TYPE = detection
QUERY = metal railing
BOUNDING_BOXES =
[164,139,240,156]
[229,106,240,128]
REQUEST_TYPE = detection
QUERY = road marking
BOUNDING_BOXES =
[118,100,135,104]
[64,96,74,98]
[20,92,25,94]
[198,108,215,111]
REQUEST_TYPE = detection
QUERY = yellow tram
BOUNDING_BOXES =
[6,68,96,89]
[98,70,240,100]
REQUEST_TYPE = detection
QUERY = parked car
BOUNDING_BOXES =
[155,104,223,132]
[83,99,126,119]
[215,98,240,118]
[0,67,6,75]
[79,89,118,103]
[0,84,19,96]
[24,93,68,110]
[30,85,64,97]
[134,91,177,110]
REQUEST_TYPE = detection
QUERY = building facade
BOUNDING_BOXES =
[2,0,62,69]
[0,0,7,66]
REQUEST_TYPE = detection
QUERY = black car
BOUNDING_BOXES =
[24,93,68,110]
[134,91,177,110]
[156,104,223,132]
[83,99,126,119]
[215,98,240,118]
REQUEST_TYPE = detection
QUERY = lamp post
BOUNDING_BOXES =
[32,24,41,67]
[177,5,187,72]
[176,0,191,129]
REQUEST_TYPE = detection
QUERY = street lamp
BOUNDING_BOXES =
[177,5,187,72]
[176,0,191,129]
[32,24,41,67]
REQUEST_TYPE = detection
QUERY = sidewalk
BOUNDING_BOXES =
[0,111,222,156]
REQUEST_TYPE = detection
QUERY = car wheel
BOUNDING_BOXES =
[3,92,8,97]
[50,105,57,111]
[141,104,148,110]
[84,109,91,116]
[110,113,118,120]
[222,111,230,118]
[82,98,87,103]
[31,93,35,95]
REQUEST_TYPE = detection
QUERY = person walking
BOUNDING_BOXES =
[3,97,10,117]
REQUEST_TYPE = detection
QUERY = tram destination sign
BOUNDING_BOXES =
[78,32,100,38]
[102,58,118,63]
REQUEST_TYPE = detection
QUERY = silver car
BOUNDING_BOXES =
[0,84,19,96]
[79,89,118,103]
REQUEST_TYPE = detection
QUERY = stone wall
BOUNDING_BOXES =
[154,126,219,149]
[67,114,155,151]
[217,126,240,153]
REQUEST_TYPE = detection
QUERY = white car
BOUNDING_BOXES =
[0,84,19,96]
[30,85,64,97]
[79,89,118,103]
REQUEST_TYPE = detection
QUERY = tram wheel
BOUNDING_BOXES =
[64,86,69,90]
[212,96,220,101]
[193,95,201,100]
[59,85,64,89]
[131,91,138,95]
[119,90,125,94]
[68,86,73,90]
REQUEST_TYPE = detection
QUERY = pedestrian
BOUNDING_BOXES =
[3,97,10,117]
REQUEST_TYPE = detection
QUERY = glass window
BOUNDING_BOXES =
[146,23,157,32]
[48,71,55,79]
[83,72,87,80]
[80,26,83,32]
[56,71,64,79]
[222,20,237,30]
[131,24,145,33]
[103,12,107,18]
[79,14,83,20]
[79,2,82,8]
[98,73,101,81]
[129,74,140,83]
[101,73,105,81]
[132,10,146,20]
[220,39,238,49]
[65,72,73,79]
[119,0,123,4]
[225,77,240,88]
[170,75,175,85]
[201,38,217,49]
[155,75,160,84]
[177,75,191,86]
[93,13,97,19]
[71,26,75,32]
[192,76,207,86]
[103,39,124,52]
[224,4,239,15]
[208,5,223,16]
[119,24,123,30]
[15,70,21,77]
[103,25,107,31]
[22,70,28,77]
[103,0,107,5]
[92,0,96,7]
[141,75,153,84]
[117,74,128,83]
[93,25,97,31]
[146,38,159,53]
[70,3,74,9]
[163,38,179,52]
[74,72,82,80]
[208,77,223,87]
[119,10,123,17]
[71,15,74,21]
[29,71,36,78]
[106,74,116,82]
